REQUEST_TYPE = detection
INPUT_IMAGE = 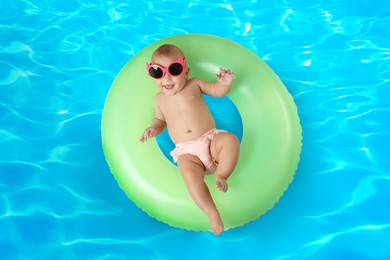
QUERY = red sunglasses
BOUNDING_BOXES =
[146,57,187,79]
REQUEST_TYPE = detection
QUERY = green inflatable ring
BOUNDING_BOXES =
[102,34,302,231]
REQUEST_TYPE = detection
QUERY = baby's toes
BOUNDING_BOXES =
[221,183,228,192]
[215,180,228,192]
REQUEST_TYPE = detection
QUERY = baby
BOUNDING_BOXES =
[140,44,240,235]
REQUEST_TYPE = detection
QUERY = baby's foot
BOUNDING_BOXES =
[215,175,228,192]
[210,214,224,235]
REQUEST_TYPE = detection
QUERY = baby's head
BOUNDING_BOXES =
[151,44,185,63]
[146,44,189,96]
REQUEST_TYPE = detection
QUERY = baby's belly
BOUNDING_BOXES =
[168,121,216,144]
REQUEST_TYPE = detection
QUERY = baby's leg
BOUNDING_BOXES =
[177,154,224,235]
[210,133,240,192]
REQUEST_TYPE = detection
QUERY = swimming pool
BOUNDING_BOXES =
[1,0,389,259]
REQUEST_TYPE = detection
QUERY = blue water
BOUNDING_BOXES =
[1,0,389,259]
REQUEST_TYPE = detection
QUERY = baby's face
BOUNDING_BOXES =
[150,55,189,96]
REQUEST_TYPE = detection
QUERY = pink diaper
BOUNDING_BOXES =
[170,128,226,171]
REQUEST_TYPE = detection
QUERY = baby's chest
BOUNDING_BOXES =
[162,95,204,114]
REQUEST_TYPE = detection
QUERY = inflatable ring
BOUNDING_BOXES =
[102,34,302,231]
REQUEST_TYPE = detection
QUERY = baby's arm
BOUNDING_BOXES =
[197,67,235,97]
[140,118,166,143]
[140,96,166,143]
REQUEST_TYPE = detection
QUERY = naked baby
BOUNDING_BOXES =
[140,44,240,235]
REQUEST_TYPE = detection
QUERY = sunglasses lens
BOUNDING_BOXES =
[149,66,163,79]
[168,63,183,76]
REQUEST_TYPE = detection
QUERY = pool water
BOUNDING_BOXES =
[1,0,390,259]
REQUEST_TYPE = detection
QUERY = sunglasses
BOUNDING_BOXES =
[146,57,187,79]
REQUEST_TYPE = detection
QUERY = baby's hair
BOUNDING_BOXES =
[153,44,185,59]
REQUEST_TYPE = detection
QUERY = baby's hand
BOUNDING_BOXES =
[215,67,234,86]
[140,127,157,143]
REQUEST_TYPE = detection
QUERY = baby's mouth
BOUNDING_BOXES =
[163,84,174,90]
